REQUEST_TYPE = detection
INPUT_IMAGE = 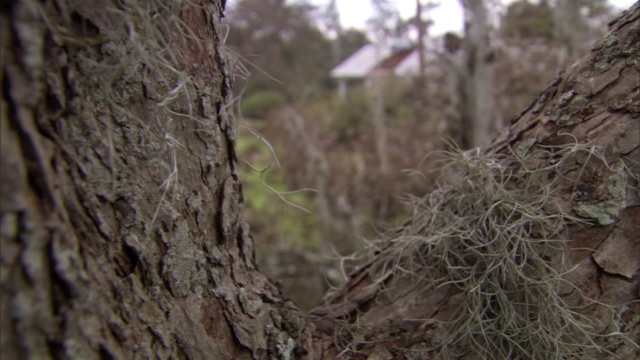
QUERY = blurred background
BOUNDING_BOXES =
[222,0,635,309]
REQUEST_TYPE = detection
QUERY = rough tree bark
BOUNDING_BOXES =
[1,0,314,358]
[1,1,638,360]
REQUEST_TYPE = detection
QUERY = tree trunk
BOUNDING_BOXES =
[1,1,639,359]
[458,0,496,148]
[553,0,593,63]
[1,1,314,358]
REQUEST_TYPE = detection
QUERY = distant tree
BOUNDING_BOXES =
[323,0,343,65]
[226,0,333,98]
[501,0,555,43]
[413,1,438,81]
[366,0,404,173]
[335,29,369,64]
[368,0,403,41]
[552,0,613,62]
[495,0,617,123]
[457,0,497,148]
[501,0,613,61]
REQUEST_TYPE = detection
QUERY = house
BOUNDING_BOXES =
[330,43,421,99]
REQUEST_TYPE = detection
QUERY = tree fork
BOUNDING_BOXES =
[1,1,638,359]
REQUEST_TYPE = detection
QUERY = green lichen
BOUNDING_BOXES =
[266,325,298,360]
[570,94,588,108]
[558,114,576,126]
[515,138,537,159]
[595,58,612,71]
[574,204,616,225]
[626,56,640,67]
[602,35,618,48]
[550,110,566,124]
[550,91,576,125]
[550,93,590,126]
[607,167,627,196]
[163,222,192,297]
[238,287,263,318]
[161,202,181,220]
[186,192,202,209]
[209,287,234,303]
[593,35,619,71]
[574,168,627,225]
[162,221,207,298]
[275,337,295,360]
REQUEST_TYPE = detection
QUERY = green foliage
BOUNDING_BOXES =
[336,29,369,64]
[327,89,370,143]
[237,128,320,249]
[501,0,555,43]
[325,81,422,144]
[226,0,334,98]
[241,90,287,119]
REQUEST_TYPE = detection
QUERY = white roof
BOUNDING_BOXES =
[330,44,392,79]
[394,50,419,76]
[330,43,430,79]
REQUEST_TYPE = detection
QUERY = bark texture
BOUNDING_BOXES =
[1,0,639,359]
[1,1,313,358]
[313,4,639,359]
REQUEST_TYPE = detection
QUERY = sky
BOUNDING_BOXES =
[305,0,638,36]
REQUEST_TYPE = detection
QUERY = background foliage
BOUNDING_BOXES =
[224,0,619,308]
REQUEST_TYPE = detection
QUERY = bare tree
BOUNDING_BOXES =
[458,0,497,148]
[367,0,401,174]
[414,1,438,83]
[325,0,343,65]
[552,0,612,64]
